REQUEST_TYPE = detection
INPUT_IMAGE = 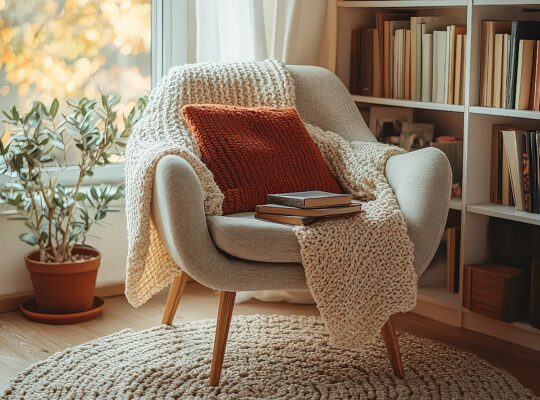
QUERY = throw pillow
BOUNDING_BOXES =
[181,104,343,214]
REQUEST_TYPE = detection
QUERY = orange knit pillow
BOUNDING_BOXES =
[181,104,343,215]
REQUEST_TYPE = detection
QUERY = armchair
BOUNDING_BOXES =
[151,66,452,386]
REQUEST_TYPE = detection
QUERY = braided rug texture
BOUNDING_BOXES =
[3,315,537,400]
[125,59,416,348]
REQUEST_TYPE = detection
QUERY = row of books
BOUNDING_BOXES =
[480,21,540,110]
[491,125,540,214]
[350,13,466,105]
[255,191,361,226]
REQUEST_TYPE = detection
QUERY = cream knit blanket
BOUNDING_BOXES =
[125,60,417,347]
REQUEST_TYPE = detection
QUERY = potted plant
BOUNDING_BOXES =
[0,94,146,319]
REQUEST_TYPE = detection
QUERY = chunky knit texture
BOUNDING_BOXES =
[4,315,538,399]
[181,104,343,214]
[124,60,417,347]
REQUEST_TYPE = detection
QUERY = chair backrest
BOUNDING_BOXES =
[287,65,376,143]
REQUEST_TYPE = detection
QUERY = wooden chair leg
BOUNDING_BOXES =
[161,272,189,325]
[209,291,236,387]
[381,316,405,378]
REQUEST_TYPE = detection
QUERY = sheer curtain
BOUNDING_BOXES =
[190,0,329,66]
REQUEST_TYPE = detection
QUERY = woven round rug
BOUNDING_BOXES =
[3,315,537,399]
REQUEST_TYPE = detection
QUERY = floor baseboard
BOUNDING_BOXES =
[0,283,126,313]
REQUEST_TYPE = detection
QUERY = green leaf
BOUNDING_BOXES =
[49,99,59,118]
[19,232,38,246]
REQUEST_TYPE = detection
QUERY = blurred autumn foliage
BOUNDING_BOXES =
[0,0,151,124]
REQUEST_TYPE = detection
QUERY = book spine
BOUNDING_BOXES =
[506,22,519,109]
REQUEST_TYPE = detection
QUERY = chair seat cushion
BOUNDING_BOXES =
[181,104,343,215]
[206,212,302,263]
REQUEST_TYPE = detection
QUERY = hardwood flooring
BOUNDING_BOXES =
[1,282,539,395]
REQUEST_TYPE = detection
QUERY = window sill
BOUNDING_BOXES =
[0,163,126,187]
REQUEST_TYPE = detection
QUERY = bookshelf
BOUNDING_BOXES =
[333,0,540,351]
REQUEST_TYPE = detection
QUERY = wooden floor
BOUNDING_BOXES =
[1,282,539,395]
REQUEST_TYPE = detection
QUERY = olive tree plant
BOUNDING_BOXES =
[0,95,146,262]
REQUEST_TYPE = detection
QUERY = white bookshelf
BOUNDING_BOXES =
[333,0,540,350]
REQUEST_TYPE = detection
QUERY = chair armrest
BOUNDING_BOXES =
[385,147,452,276]
[152,155,223,285]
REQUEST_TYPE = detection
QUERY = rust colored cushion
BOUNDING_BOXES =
[181,104,343,214]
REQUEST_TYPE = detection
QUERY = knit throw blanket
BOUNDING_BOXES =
[125,59,417,348]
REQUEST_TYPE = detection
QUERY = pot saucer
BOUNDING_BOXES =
[20,297,104,324]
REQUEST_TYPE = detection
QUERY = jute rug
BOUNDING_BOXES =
[3,315,537,399]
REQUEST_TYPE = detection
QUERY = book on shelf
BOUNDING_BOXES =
[480,20,540,111]
[491,125,540,214]
[350,13,465,105]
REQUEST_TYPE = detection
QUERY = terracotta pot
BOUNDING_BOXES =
[25,246,101,314]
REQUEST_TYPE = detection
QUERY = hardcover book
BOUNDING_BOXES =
[256,201,361,217]
[267,191,353,209]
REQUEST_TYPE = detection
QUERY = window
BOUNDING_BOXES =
[0,0,151,135]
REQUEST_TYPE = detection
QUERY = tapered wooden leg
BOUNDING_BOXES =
[209,291,236,386]
[381,316,405,378]
[161,272,189,325]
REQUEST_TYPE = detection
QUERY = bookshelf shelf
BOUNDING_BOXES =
[467,203,540,226]
[473,0,540,5]
[334,0,540,350]
[351,95,465,112]
[469,106,540,120]
[337,1,468,8]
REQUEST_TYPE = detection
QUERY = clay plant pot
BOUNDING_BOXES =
[24,246,101,314]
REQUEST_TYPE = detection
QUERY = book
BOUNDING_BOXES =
[432,30,447,103]
[421,31,433,102]
[490,124,514,204]
[530,40,540,111]
[266,191,353,209]
[405,29,411,100]
[350,29,359,94]
[393,28,405,99]
[515,39,535,110]
[502,130,526,211]
[411,16,450,101]
[372,29,382,97]
[360,29,375,96]
[506,21,540,109]
[388,21,410,99]
[502,34,510,107]
[493,34,505,108]
[255,213,316,226]
[256,201,362,217]
[523,131,532,212]
[529,131,539,213]
[445,26,466,105]
[446,226,460,293]
[454,34,464,105]
[480,21,513,107]
[376,12,411,98]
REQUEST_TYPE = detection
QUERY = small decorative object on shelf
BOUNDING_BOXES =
[0,94,146,323]
[350,13,467,105]
[463,263,529,322]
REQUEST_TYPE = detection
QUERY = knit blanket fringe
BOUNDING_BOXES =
[124,60,417,348]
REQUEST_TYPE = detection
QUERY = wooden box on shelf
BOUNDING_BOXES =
[463,263,528,322]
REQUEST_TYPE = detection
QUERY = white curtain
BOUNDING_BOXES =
[189,0,329,66]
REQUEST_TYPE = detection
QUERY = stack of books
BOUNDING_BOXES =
[490,125,540,213]
[480,21,540,110]
[255,191,362,226]
[350,13,466,105]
